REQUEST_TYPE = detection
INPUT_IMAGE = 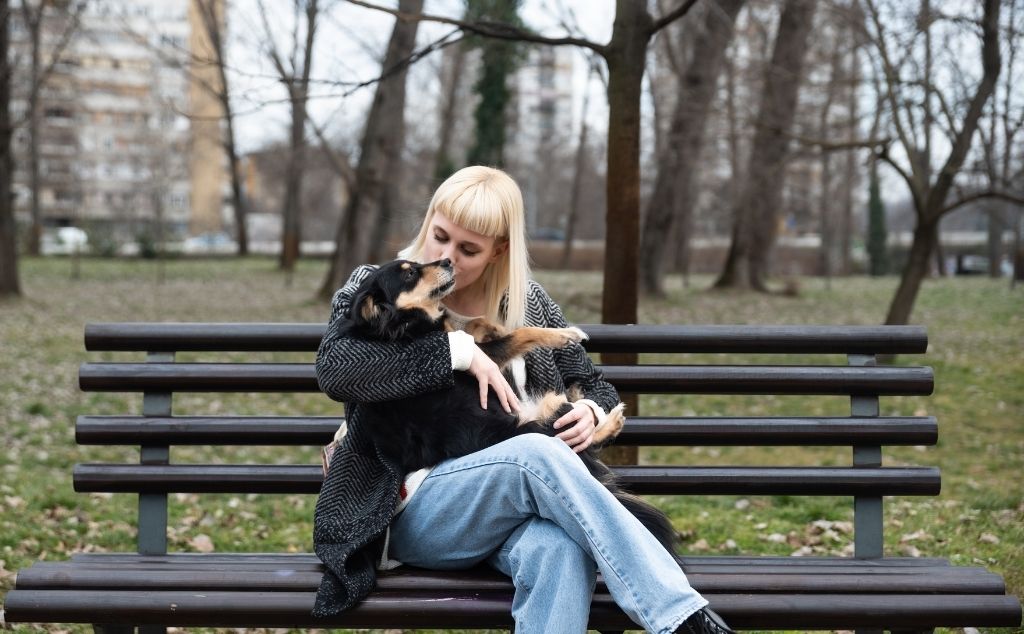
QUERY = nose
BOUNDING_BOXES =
[439,258,452,268]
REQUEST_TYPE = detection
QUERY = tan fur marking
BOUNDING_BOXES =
[515,391,568,427]
[463,317,508,343]
[360,296,378,321]
[593,403,626,444]
[503,326,586,358]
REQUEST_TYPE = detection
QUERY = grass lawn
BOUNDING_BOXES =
[1,256,1021,634]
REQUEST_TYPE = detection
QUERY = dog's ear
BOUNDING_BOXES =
[349,285,410,341]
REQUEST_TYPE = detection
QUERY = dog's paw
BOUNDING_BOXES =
[593,403,626,445]
[556,326,588,346]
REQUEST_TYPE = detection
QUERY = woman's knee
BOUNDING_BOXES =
[502,518,595,582]
[505,432,573,463]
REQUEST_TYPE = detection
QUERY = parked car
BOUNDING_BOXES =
[41,227,89,255]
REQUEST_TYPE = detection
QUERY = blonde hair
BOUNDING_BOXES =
[399,166,530,329]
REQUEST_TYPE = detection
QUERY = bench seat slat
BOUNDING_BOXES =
[67,552,954,567]
[4,589,1019,629]
[75,415,939,446]
[78,362,935,395]
[13,562,1007,594]
[72,464,941,495]
[83,323,929,355]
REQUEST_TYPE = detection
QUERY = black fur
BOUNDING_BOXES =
[340,259,681,560]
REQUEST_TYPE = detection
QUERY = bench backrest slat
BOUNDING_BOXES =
[84,323,929,355]
[79,362,935,396]
[75,415,938,446]
[72,464,941,496]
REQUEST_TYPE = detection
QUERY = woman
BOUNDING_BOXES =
[313,166,734,634]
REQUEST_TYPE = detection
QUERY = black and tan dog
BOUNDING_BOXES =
[335,258,680,557]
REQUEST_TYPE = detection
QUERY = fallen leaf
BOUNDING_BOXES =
[189,534,215,553]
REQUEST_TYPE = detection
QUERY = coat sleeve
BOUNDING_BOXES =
[316,265,455,403]
[528,281,621,412]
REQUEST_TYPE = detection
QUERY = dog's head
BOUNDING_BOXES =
[341,259,456,341]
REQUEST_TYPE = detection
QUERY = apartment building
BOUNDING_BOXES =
[10,0,226,240]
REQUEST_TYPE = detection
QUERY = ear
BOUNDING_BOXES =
[359,296,379,322]
[489,239,509,263]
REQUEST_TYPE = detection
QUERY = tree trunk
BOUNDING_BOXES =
[640,0,745,297]
[715,0,817,291]
[598,0,655,465]
[986,205,1004,277]
[319,0,423,299]
[602,1,651,327]
[1,0,21,297]
[279,84,307,271]
[885,219,938,325]
[434,39,467,182]
[560,116,590,270]
[224,112,248,256]
[26,13,42,256]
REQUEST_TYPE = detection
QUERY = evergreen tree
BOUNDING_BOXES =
[867,164,890,276]
[465,0,523,168]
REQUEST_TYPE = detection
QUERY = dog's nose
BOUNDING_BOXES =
[439,258,452,268]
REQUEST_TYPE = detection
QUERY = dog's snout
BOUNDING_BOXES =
[439,258,452,269]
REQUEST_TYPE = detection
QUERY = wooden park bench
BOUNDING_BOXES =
[2,322,1021,632]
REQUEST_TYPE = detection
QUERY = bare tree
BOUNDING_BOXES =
[317,0,424,300]
[0,0,19,298]
[17,0,86,256]
[864,0,1007,325]
[640,0,746,297]
[194,0,248,255]
[715,0,818,291]
[257,0,325,272]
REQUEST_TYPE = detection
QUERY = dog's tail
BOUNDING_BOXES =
[613,490,682,561]
[582,453,682,562]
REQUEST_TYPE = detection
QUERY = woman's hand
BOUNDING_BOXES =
[467,343,521,414]
[553,403,596,453]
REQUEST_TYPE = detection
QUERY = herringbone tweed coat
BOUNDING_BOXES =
[311,264,619,617]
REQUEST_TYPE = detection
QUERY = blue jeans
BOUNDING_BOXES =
[389,434,708,633]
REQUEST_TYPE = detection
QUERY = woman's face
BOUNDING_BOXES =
[423,212,507,291]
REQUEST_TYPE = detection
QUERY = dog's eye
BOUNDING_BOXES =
[403,269,417,281]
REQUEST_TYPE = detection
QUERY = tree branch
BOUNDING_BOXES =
[941,190,1024,215]
[344,0,608,55]
[650,0,701,35]
[792,134,892,153]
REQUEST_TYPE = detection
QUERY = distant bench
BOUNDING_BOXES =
[2,322,1021,632]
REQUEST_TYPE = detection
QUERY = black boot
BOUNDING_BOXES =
[676,607,737,634]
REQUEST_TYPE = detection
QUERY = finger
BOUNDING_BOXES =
[494,377,512,413]
[553,409,581,430]
[556,418,586,442]
[479,377,488,409]
[574,434,593,453]
[506,387,521,412]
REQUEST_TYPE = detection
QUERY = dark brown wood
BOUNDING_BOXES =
[78,362,934,395]
[75,415,937,446]
[3,589,1020,629]
[14,562,1007,594]
[66,553,954,568]
[83,323,928,354]
[72,463,941,496]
